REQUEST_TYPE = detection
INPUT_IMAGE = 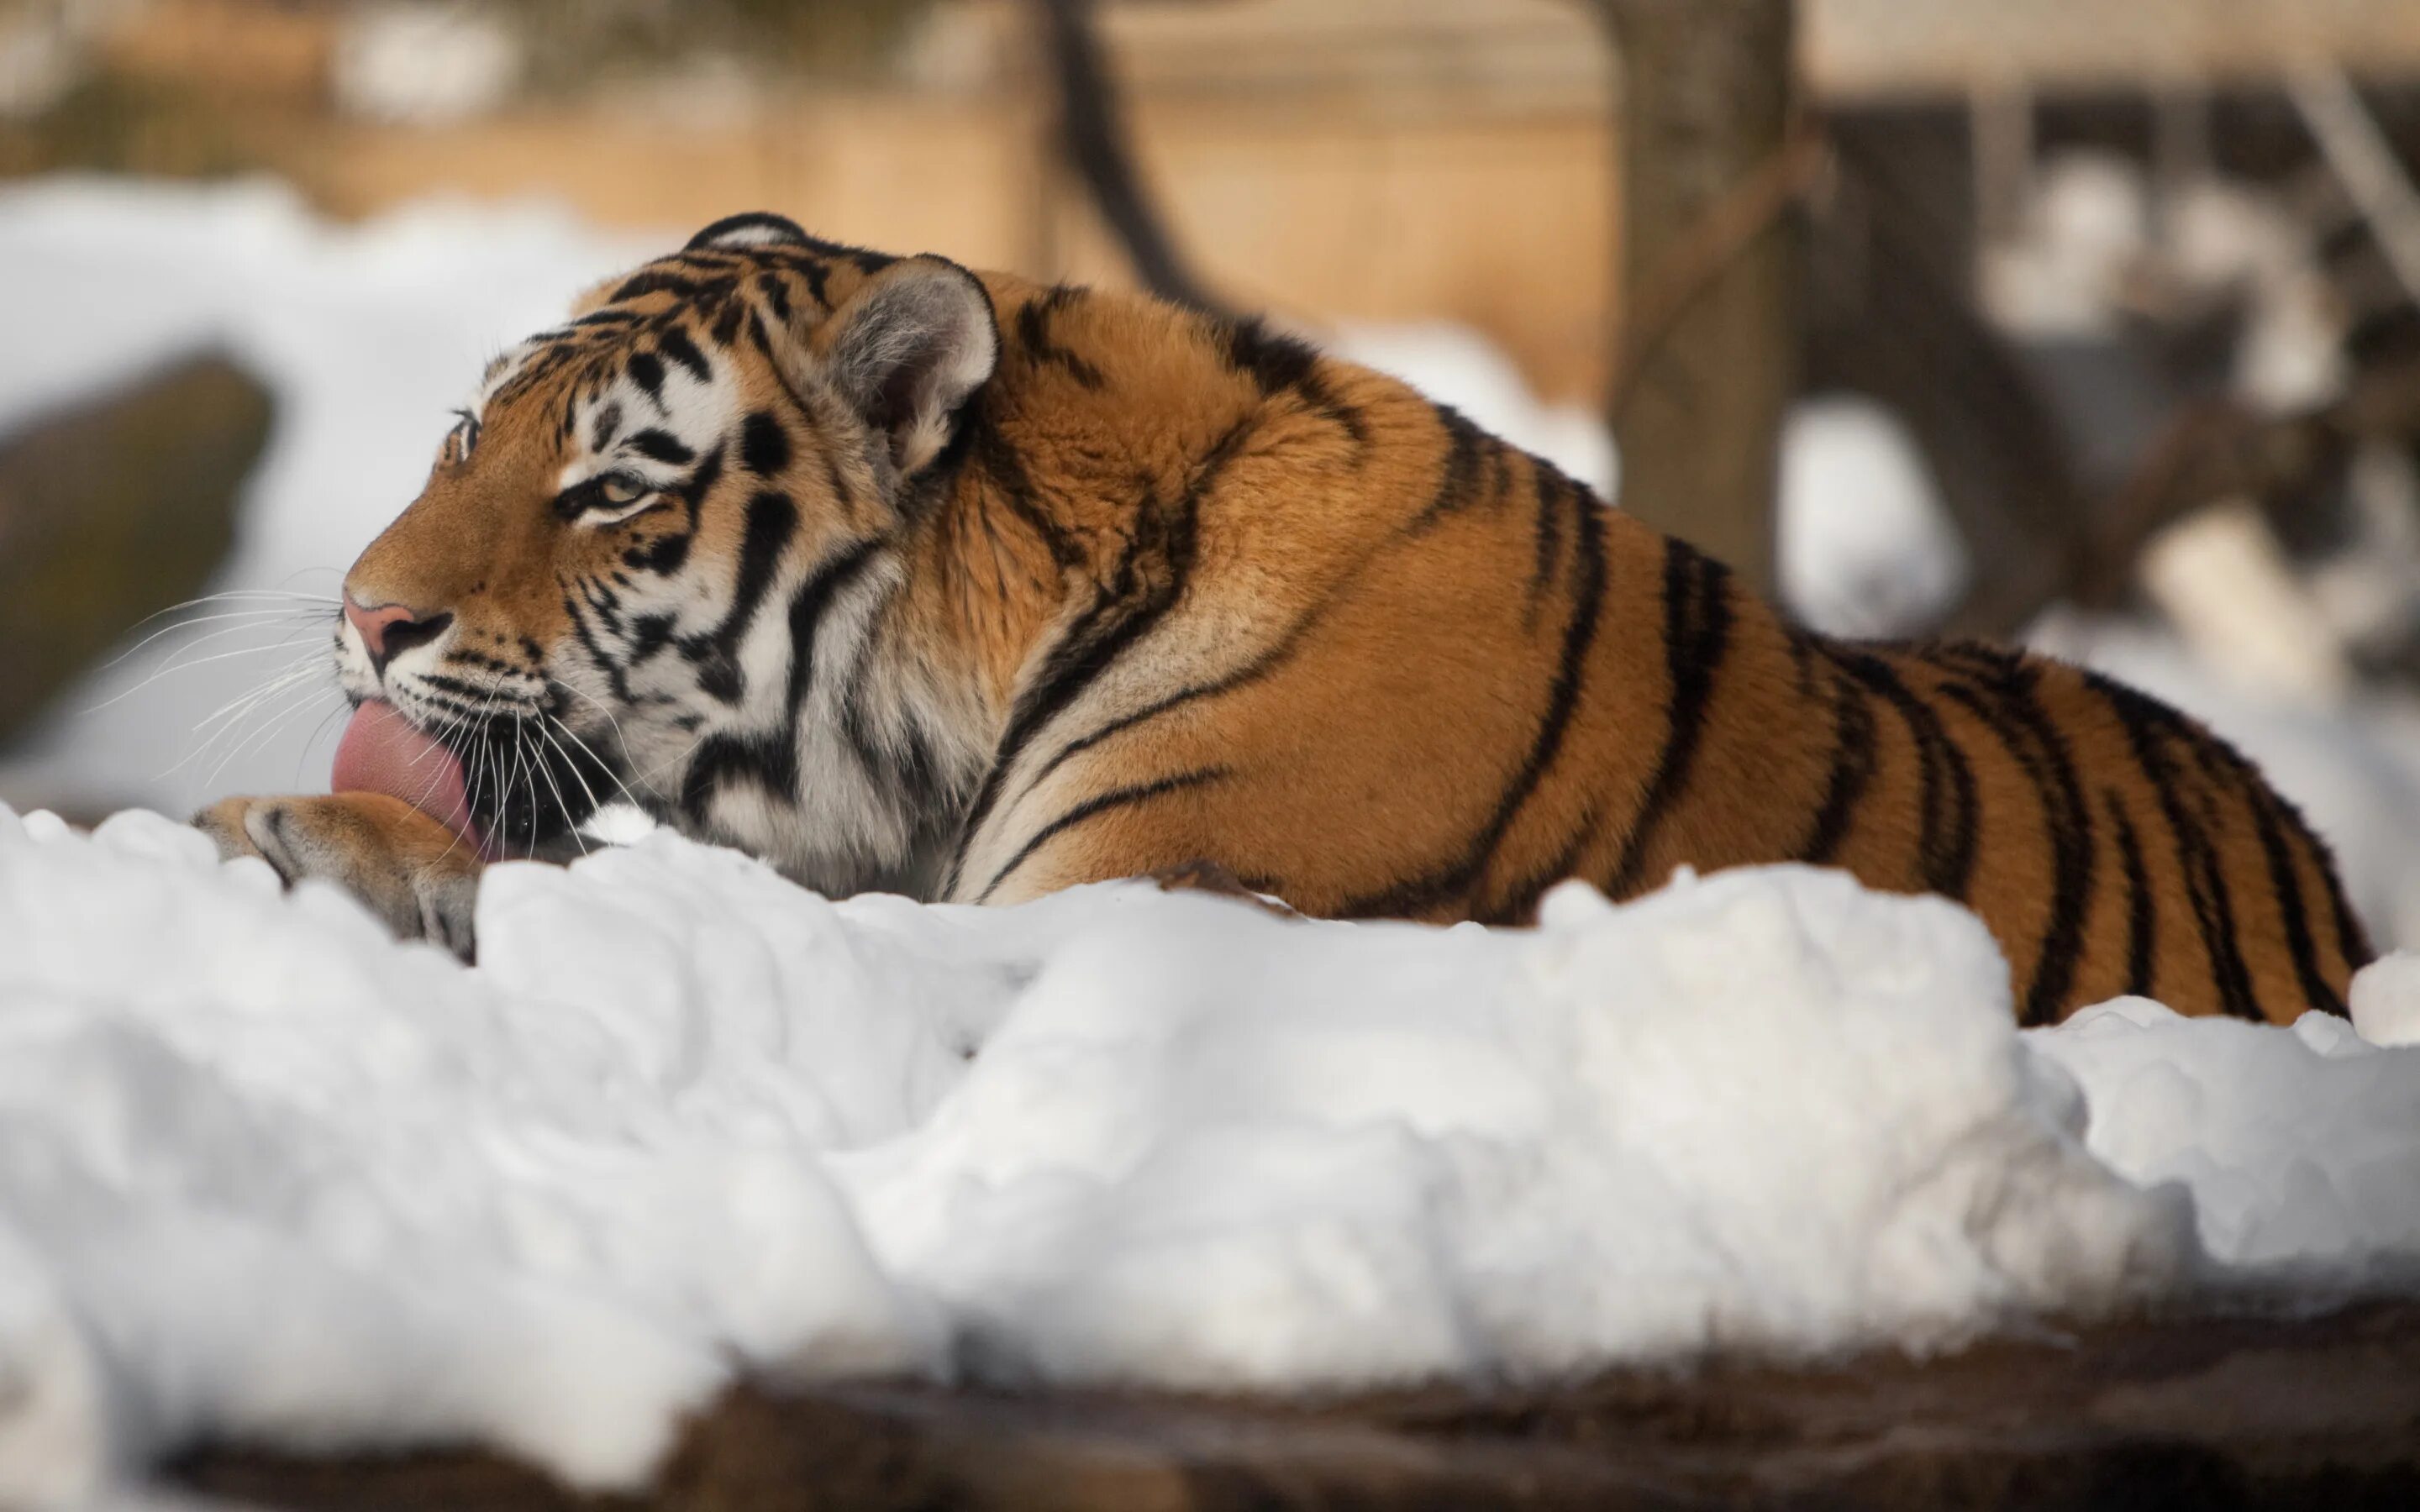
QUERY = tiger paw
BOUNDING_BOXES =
[195,792,483,957]
[1147,858,1297,917]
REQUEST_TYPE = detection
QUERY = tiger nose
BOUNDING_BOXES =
[344,596,452,674]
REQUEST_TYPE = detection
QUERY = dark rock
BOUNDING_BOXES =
[172,1299,2420,1510]
[0,351,273,744]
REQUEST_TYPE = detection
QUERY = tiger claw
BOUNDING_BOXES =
[195,791,484,958]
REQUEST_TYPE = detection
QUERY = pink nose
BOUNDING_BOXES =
[344,597,446,670]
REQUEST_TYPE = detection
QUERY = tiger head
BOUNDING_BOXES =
[334,213,1002,891]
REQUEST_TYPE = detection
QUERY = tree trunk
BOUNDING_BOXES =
[1597,0,1799,597]
[1030,0,1228,316]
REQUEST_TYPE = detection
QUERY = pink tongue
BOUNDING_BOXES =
[332,701,482,852]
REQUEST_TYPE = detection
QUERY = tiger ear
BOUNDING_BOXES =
[809,255,998,479]
[686,212,809,251]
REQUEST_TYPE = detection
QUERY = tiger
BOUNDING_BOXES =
[197,211,2370,1025]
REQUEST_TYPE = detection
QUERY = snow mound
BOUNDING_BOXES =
[6,810,2419,1499]
[1779,396,1968,638]
[2036,997,2420,1277]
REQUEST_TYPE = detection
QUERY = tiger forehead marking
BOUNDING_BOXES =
[319,212,2368,1023]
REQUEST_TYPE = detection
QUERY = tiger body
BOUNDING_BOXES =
[199,214,2370,1025]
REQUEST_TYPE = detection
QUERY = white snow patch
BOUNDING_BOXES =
[1333,322,1619,499]
[3,807,2417,1502]
[333,3,524,126]
[2034,997,2420,1277]
[1778,396,1968,638]
[2351,953,2420,1050]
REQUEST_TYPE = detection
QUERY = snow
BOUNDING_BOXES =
[2035,999,2420,1277]
[4,805,2419,1503]
[1778,396,1969,638]
[332,3,524,127]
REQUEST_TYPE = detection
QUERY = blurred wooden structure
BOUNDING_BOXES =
[9,0,2420,412]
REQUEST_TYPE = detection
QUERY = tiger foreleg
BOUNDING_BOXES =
[1147,858,1297,917]
[195,792,484,958]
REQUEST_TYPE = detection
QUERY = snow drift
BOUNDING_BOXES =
[3,806,2417,1504]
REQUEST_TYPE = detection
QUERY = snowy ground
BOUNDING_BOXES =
[3,181,2420,1504]
[3,806,2417,1504]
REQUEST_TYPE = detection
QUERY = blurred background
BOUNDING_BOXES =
[6,0,2420,944]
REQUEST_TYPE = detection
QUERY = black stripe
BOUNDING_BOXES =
[2094,675,2264,1021]
[578,575,625,633]
[1295,370,1369,449]
[1474,801,1603,927]
[1801,665,1878,865]
[770,249,833,307]
[1527,461,1568,620]
[1939,663,2094,1026]
[2184,719,2371,987]
[1014,520,1409,816]
[417,672,495,703]
[800,234,897,277]
[630,527,691,576]
[755,270,793,323]
[1222,314,1366,447]
[944,421,1252,896]
[626,350,666,401]
[740,410,792,476]
[628,613,673,664]
[562,591,636,706]
[1832,649,1979,900]
[680,730,797,825]
[2212,743,2348,1017]
[1413,407,1490,528]
[676,444,724,532]
[1017,287,1107,389]
[2107,790,2156,999]
[658,327,713,383]
[748,323,860,522]
[612,269,700,302]
[1605,540,1734,898]
[628,427,695,467]
[783,540,884,724]
[1222,315,1319,396]
[2310,821,2375,974]
[685,490,797,705]
[1019,641,1297,802]
[1342,474,1609,918]
[970,404,1085,572]
[976,766,1230,903]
